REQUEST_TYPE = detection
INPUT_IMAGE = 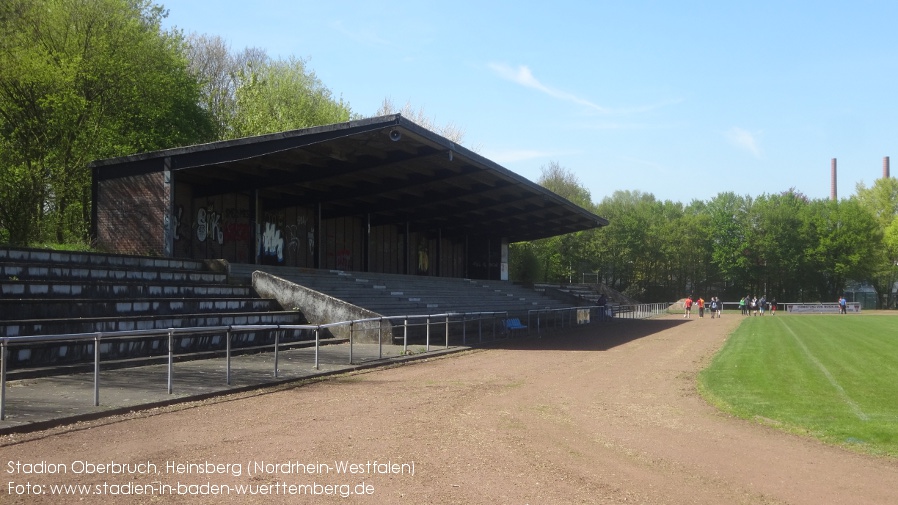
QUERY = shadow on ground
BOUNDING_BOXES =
[458,317,693,352]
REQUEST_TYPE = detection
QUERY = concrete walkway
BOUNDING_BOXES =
[0,341,468,434]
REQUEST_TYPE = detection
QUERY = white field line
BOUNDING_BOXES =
[779,319,869,421]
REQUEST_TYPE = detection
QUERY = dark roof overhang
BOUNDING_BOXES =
[91,114,608,242]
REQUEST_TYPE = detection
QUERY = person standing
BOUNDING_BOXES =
[715,297,723,318]
[697,297,705,318]
[739,296,746,315]
[770,298,777,315]
[684,295,693,318]
[759,295,767,316]
[838,295,847,314]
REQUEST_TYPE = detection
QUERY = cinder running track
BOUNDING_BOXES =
[2,315,896,504]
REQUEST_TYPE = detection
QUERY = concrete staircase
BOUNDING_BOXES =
[0,249,306,371]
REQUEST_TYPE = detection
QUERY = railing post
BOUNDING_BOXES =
[314,326,320,370]
[167,329,174,394]
[378,318,383,360]
[478,315,482,343]
[274,327,280,378]
[1,339,7,420]
[226,327,232,386]
[94,332,101,406]
[426,316,431,352]
[462,314,467,346]
[349,321,354,364]
[403,318,408,355]
[445,315,450,349]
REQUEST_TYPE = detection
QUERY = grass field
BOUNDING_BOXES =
[698,314,898,457]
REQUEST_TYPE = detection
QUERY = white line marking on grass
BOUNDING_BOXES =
[779,319,869,421]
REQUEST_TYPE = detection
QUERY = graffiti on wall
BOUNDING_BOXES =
[196,206,224,245]
[285,215,315,258]
[172,206,184,241]
[260,222,285,262]
[223,207,251,243]
[336,248,351,271]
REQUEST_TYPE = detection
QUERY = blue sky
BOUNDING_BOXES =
[161,1,898,205]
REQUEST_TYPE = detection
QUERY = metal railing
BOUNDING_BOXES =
[527,302,671,334]
[0,303,670,420]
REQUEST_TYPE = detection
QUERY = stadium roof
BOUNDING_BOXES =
[91,114,608,242]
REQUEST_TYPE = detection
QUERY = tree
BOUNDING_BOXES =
[751,191,809,301]
[706,192,752,295]
[592,190,654,294]
[231,56,352,138]
[801,198,880,301]
[0,0,213,245]
[854,177,898,307]
[183,33,267,140]
[883,219,898,307]
[509,162,595,283]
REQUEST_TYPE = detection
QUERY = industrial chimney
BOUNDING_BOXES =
[884,156,891,179]
[830,158,837,200]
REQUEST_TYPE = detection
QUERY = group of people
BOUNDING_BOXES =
[683,294,781,318]
[682,295,723,319]
[738,295,776,316]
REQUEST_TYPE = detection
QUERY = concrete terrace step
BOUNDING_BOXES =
[2,311,304,337]
[0,281,253,298]
[0,248,206,271]
[0,263,227,284]
[1,298,282,320]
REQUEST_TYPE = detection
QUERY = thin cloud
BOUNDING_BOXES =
[726,127,762,158]
[488,62,610,113]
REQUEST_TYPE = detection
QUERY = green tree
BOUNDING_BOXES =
[801,198,880,301]
[884,219,898,308]
[854,177,898,307]
[751,191,809,301]
[592,190,654,294]
[706,192,753,296]
[0,0,213,245]
[510,162,595,283]
[232,57,352,137]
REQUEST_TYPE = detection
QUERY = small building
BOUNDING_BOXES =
[91,115,607,280]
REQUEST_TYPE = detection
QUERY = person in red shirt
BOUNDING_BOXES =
[697,297,705,318]
[684,295,693,318]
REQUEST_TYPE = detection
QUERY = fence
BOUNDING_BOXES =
[716,301,861,314]
[0,303,671,421]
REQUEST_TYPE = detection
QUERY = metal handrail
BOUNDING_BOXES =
[0,304,670,421]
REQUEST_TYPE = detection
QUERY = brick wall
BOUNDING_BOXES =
[95,171,166,255]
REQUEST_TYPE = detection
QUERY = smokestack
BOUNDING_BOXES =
[884,156,891,179]
[831,158,837,200]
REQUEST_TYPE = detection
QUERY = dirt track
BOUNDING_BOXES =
[2,314,897,504]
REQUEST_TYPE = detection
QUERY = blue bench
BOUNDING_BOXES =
[504,318,528,332]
